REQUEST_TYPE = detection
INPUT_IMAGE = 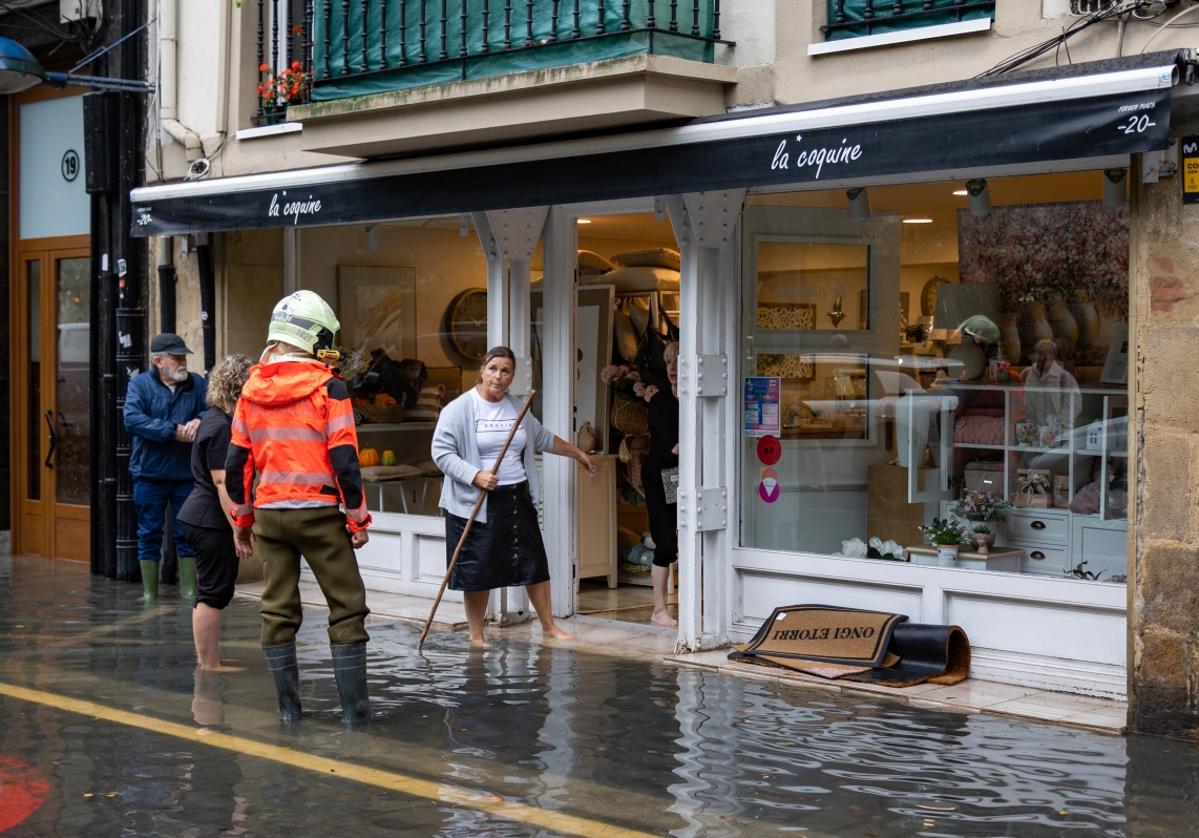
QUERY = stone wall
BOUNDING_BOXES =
[1130,125,1199,737]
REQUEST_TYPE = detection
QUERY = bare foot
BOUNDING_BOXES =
[469,635,488,649]
[650,611,678,628]
[543,624,575,641]
[200,663,246,673]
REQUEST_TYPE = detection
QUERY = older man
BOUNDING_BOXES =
[123,333,207,601]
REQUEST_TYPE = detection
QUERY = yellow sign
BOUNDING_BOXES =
[1184,136,1199,204]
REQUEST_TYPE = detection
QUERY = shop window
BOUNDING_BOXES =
[822,1,995,42]
[739,172,1130,584]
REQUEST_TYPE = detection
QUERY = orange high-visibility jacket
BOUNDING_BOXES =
[226,359,371,533]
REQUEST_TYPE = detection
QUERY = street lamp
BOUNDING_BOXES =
[0,35,152,94]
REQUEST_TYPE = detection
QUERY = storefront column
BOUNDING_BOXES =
[669,190,743,650]
[1129,138,1199,738]
[477,207,551,624]
[541,206,578,617]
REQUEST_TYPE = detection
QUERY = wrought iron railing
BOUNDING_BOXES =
[823,1,995,40]
[253,1,727,123]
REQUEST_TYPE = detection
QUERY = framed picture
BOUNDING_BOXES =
[337,266,417,357]
[1101,325,1129,386]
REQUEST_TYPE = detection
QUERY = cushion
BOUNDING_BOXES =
[577,250,615,276]
[611,247,681,271]
[600,265,680,293]
[613,310,639,362]
[406,385,445,422]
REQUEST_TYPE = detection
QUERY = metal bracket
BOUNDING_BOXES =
[682,189,746,250]
[695,487,728,532]
[1142,139,1178,184]
[484,207,549,263]
[696,354,728,398]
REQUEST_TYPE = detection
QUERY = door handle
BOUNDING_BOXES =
[1030,551,1046,560]
[1031,520,1046,530]
[44,410,58,469]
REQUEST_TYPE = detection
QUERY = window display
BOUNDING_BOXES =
[739,172,1130,583]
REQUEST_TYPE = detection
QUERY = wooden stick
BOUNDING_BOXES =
[418,389,537,648]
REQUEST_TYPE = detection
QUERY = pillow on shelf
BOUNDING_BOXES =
[600,265,680,293]
[577,250,615,276]
[611,247,681,272]
[406,385,445,422]
[613,310,639,362]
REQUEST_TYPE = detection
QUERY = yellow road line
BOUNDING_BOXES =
[0,681,653,838]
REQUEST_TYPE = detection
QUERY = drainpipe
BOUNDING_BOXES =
[159,0,204,158]
[158,237,177,333]
[196,238,217,372]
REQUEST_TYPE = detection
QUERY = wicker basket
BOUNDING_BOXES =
[611,392,649,436]
[354,403,405,424]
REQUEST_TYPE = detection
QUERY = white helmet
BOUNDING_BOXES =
[267,290,340,357]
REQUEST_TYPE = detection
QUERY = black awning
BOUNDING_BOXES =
[131,53,1186,237]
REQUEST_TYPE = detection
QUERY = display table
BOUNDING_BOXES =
[907,546,1023,572]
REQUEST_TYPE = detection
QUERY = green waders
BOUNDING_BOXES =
[253,506,370,724]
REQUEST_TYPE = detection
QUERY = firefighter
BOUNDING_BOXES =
[226,290,372,725]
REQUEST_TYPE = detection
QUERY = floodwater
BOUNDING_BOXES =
[1,555,1197,836]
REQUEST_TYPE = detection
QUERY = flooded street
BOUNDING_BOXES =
[2,554,1198,836]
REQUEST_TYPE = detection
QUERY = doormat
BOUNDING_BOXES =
[729,604,970,687]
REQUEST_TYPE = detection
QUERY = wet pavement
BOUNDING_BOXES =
[2,555,1199,836]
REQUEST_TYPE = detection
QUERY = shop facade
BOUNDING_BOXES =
[131,51,1192,711]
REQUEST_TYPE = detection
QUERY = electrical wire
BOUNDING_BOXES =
[1140,1,1199,51]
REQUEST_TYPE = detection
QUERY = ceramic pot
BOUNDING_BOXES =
[1018,302,1054,362]
[1071,297,1100,352]
[972,531,995,554]
[936,544,960,566]
[999,312,1021,364]
[1046,298,1079,356]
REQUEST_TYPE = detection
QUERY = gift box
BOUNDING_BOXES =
[1014,468,1052,508]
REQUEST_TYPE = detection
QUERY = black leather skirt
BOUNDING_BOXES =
[445,481,550,592]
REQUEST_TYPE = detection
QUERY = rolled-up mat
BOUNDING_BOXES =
[730,604,970,687]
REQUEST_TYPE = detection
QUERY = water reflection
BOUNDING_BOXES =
[3,554,1199,835]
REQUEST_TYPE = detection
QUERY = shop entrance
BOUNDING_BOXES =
[563,209,683,627]
[12,243,92,561]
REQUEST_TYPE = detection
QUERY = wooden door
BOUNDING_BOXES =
[12,242,91,560]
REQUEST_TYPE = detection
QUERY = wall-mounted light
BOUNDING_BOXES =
[1103,168,1128,209]
[365,225,380,251]
[846,187,871,221]
[966,178,991,218]
[0,35,154,93]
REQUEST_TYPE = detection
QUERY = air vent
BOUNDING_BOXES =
[1070,0,1117,13]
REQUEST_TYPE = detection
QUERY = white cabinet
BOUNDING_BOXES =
[576,454,617,588]
[1072,515,1128,581]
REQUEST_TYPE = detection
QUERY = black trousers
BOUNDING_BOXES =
[641,459,678,568]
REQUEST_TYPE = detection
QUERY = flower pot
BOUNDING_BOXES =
[1071,297,1100,352]
[1046,298,1079,356]
[999,312,1021,364]
[1018,302,1054,363]
[972,532,995,554]
[936,544,960,566]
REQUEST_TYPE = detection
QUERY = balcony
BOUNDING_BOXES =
[822,1,995,41]
[251,1,736,158]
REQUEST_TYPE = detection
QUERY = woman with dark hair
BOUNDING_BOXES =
[178,354,253,669]
[432,346,597,647]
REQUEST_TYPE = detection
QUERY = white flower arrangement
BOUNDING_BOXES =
[841,537,906,562]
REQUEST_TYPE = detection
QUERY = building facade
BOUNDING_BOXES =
[103,2,1199,736]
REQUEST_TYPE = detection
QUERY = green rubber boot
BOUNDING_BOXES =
[138,560,160,603]
[178,556,198,601]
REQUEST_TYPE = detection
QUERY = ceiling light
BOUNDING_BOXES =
[846,187,871,222]
[576,218,592,224]
[902,217,933,224]
[966,178,991,218]
[952,189,968,197]
[1103,168,1127,209]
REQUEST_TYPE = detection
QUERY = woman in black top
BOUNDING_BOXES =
[640,341,680,627]
[178,355,252,670]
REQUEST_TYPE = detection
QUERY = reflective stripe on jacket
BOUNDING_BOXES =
[225,359,371,533]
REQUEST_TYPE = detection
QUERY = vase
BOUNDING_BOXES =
[1018,302,1054,363]
[1046,298,1079,356]
[972,532,995,554]
[1071,297,1100,354]
[999,312,1021,364]
[936,544,960,566]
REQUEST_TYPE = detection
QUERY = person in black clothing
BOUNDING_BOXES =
[641,340,680,627]
[178,355,253,670]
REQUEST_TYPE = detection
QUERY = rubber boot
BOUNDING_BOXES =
[263,642,302,725]
[138,560,160,603]
[178,556,198,601]
[331,642,371,725]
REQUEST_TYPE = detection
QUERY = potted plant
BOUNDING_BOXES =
[918,517,970,566]
[255,59,309,126]
[952,490,1012,554]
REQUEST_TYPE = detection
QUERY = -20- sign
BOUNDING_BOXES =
[1118,114,1157,135]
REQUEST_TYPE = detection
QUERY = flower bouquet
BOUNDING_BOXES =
[919,517,971,565]
[841,537,907,562]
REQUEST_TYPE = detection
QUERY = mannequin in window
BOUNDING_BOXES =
[1022,338,1080,430]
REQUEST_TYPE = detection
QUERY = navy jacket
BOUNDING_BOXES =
[123,369,207,481]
